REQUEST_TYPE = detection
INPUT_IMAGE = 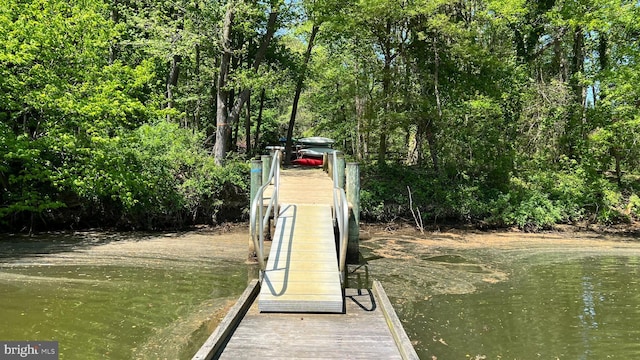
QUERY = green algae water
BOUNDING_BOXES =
[0,231,253,359]
[416,255,640,359]
[359,230,640,359]
[5,228,640,360]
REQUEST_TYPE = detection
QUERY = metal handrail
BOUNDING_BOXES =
[331,151,349,285]
[250,150,281,273]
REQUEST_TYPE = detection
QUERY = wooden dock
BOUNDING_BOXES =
[193,280,418,360]
[193,165,419,359]
[273,167,335,205]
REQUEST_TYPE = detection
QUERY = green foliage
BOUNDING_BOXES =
[0,133,66,227]
[66,121,249,229]
[360,161,640,230]
[1,120,249,230]
[627,194,640,219]
[3,0,640,232]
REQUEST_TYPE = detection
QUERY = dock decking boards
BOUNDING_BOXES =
[219,288,404,360]
[258,203,343,313]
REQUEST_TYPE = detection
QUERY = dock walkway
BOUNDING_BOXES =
[192,165,419,360]
[218,283,407,359]
[194,279,418,360]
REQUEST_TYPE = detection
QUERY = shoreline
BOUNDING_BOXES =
[4,218,640,240]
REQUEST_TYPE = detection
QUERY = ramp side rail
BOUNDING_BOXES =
[331,151,349,285]
[250,150,281,272]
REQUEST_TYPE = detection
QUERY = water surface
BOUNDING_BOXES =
[4,228,640,359]
[358,229,640,359]
[0,231,252,359]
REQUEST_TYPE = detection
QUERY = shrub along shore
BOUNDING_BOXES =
[2,142,639,232]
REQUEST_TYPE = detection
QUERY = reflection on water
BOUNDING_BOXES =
[359,236,640,359]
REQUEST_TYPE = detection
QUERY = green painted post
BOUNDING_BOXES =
[250,158,263,206]
[261,154,271,185]
[249,158,262,261]
[336,152,346,189]
[346,162,360,264]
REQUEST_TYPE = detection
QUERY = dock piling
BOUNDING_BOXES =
[249,158,263,261]
[346,162,360,264]
[261,154,271,185]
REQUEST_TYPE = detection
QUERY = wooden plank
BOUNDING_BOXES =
[372,281,420,360]
[191,280,260,360]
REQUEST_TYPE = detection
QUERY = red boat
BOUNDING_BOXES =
[291,157,324,166]
[293,137,335,167]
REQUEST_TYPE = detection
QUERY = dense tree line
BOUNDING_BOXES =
[1,0,639,231]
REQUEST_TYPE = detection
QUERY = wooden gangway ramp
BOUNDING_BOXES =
[193,280,419,359]
[259,203,343,313]
[260,167,342,313]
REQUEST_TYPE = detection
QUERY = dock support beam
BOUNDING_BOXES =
[249,158,263,261]
[346,162,360,263]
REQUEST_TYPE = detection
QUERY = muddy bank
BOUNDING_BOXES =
[356,222,640,299]
[360,222,640,250]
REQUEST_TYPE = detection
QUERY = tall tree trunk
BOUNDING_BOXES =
[233,97,240,151]
[214,6,278,165]
[214,4,235,165]
[355,94,365,161]
[193,43,201,130]
[425,119,438,172]
[431,37,442,173]
[563,26,585,158]
[406,125,419,165]
[378,57,391,165]
[597,32,608,105]
[354,60,366,161]
[284,23,320,164]
[245,93,251,157]
[377,20,395,167]
[230,38,243,152]
[166,54,181,121]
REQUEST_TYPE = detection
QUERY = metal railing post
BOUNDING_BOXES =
[261,154,271,186]
[336,152,345,189]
